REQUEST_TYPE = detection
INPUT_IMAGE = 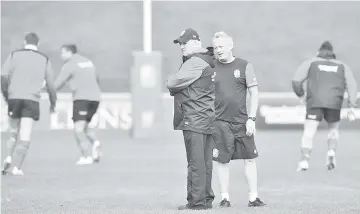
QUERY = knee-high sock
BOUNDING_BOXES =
[13,140,30,169]
[6,136,17,158]
[300,120,319,161]
[215,161,230,201]
[300,147,312,161]
[244,159,258,202]
[327,130,339,153]
[300,134,314,161]
[75,131,89,157]
[85,129,100,147]
[85,123,99,145]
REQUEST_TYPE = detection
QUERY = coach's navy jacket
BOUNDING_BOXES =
[166,49,215,134]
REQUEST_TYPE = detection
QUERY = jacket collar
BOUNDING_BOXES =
[183,48,213,62]
[317,50,336,59]
[24,44,38,51]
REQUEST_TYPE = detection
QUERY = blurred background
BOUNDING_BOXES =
[2,3,360,213]
[2,1,360,93]
[1,1,360,132]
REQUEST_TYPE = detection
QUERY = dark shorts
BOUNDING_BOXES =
[73,100,100,122]
[212,120,258,163]
[7,99,40,121]
[306,108,341,123]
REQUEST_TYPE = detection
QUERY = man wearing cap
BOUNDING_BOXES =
[292,41,357,172]
[166,28,216,210]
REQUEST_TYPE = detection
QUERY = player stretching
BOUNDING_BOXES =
[211,32,266,207]
[1,32,57,175]
[55,44,101,165]
[292,41,357,171]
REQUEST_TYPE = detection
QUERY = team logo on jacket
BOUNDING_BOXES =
[211,72,216,82]
[234,69,241,78]
[213,148,219,158]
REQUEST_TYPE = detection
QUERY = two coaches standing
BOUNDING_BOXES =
[166,28,216,210]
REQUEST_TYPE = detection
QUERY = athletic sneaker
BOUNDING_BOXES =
[76,156,93,165]
[326,150,336,170]
[11,166,24,176]
[177,203,208,210]
[2,156,12,175]
[248,198,266,207]
[220,198,231,208]
[92,141,101,163]
[297,160,309,171]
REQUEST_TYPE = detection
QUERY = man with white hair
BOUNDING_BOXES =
[211,32,266,207]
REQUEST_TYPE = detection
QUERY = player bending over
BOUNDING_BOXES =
[55,44,101,165]
[211,32,266,208]
[292,41,357,171]
[1,32,57,176]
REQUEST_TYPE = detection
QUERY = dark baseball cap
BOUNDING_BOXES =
[173,28,200,44]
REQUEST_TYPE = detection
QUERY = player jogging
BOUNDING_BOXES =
[292,41,357,171]
[54,44,101,165]
[1,32,57,176]
[211,32,266,208]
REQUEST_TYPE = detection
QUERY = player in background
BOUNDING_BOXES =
[1,32,57,176]
[54,44,101,165]
[211,32,266,208]
[292,41,357,171]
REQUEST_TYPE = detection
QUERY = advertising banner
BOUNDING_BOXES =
[1,93,359,132]
[256,93,360,130]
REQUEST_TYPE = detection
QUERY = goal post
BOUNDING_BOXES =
[143,0,152,54]
[130,0,164,140]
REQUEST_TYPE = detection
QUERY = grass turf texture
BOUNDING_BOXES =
[1,130,360,213]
